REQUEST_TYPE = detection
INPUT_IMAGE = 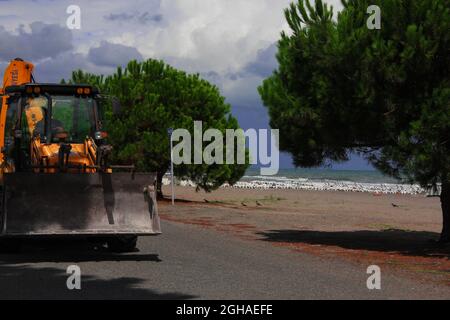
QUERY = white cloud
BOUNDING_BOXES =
[0,0,344,107]
[150,0,291,73]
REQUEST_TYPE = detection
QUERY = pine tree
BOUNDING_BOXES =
[259,0,450,241]
[66,59,249,197]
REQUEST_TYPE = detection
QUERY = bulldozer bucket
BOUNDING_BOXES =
[0,172,161,236]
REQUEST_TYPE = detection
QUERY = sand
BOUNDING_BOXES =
[159,185,450,285]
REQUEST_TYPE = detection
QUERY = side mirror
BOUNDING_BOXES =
[14,129,22,139]
[112,97,122,116]
[2,137,14,154]
[94,131,108,140]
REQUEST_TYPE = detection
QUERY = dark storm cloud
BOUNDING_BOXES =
[87,41,143,68]
[33,52,91,83]
[33,52,115,83]
[1,52,93,87]
[244,43,278,77]
[200,42,278,83]
[104,12,163,24]
[0,22,73,62]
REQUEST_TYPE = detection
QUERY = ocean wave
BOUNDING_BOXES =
[163,176,428,195]
[224,180,425,195]
[242,175,309,183]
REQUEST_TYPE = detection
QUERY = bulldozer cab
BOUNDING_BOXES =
[2,84,103,172]
[24,95,96,144]
[0,84,161,238]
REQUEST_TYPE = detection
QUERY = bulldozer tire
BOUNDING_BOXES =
[0,239,22,254]
[107,235,138,253]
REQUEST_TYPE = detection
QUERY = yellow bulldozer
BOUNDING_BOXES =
[0,58,161,252]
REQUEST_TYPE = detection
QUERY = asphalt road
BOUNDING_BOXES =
[0,220,449,299]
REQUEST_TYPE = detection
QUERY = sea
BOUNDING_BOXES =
[165,168,433,195]
[242,168,400,184]
[232,168,428,195]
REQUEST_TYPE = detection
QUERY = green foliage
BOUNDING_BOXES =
[65,59,248,192]
[259,0,450,187]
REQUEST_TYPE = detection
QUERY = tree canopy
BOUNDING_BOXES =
[259,0,450,240]
[66,59,248,196]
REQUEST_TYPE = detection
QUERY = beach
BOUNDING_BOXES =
[160,185,450,285]
[165,168,433,195]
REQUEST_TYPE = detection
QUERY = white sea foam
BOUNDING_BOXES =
[163,175,427,195]
[224,180,425,195]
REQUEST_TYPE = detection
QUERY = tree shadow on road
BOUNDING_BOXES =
[0,263,196,299]
[0,238,197,299]
[257,229,450,259]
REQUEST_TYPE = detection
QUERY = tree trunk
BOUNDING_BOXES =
[439,181,450,243]
[156,171,164,200]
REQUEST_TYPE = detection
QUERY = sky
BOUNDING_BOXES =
[0,0,372,170]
